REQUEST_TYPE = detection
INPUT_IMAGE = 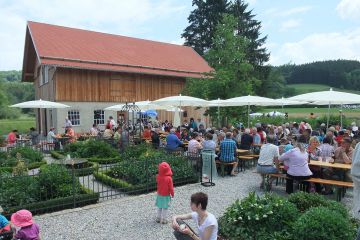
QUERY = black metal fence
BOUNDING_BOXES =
[0,149,203,218]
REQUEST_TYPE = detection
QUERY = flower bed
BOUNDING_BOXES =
[0,148,46,173]
[0,164,99,217]
[94,145,199,194]
[218,192,358,240]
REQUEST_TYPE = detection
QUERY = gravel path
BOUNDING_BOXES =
[34,169,354,240]
[35,170,261,240]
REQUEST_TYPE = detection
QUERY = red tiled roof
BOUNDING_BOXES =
[27,21,213,78]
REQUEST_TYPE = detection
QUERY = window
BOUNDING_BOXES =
[94,110,105,125]
[40,65,49,86]
[68,110,80,126]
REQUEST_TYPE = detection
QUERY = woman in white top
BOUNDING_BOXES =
[172,192,218,240]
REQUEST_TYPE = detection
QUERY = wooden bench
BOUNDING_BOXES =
[237,156,254,171]
[216,160,237,177]
[304,178,353,201]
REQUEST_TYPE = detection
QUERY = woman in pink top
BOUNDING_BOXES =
[7,130,18,145]
[279,141,312,194]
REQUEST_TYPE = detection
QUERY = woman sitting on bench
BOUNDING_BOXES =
[279,138,313,194]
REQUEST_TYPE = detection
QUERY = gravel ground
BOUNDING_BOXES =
[34,169,354,240]
[35,170,261,240]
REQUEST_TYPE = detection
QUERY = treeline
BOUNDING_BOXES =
[0,70,34,119]
[276,60,360,90]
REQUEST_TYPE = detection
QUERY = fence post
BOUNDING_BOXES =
[146,157,149,193]
[71,162,76,208]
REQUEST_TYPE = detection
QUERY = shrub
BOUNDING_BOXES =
[109,152,197,185]
[50,151,65,160]
[219,193,298,240]
[292,207,355,240]
[64,140,119,158]
[288,192,350,219]
[9,147,43,164]
[38,164,80,199]
[288,192,328,212]
[0,174,39,207]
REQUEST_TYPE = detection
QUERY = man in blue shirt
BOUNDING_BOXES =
[220,132,238,175]
[166,128,183,151]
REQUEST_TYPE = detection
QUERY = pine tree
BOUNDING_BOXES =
[230,0,269,66]
[181,0,230,56]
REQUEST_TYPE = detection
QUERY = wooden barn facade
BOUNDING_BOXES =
[22,21,212,133]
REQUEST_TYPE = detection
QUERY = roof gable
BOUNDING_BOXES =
[24,21,213,79]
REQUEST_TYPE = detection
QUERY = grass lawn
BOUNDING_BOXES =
[287,83,360,95]
[0,117,35,136]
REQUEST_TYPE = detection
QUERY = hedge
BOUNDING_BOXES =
[94,170,198,195]
[0,160,46,174]
[73,162,99,177]
[3,187,99,218]
[50,151,65,159]
[86,157,122,164]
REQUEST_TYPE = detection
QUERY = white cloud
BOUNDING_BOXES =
[281,6,312,17]
[279,19,301,32]
[0,0,186,70]
[336,0,360,20]
[264,6,312,18]
[269,28,360,65]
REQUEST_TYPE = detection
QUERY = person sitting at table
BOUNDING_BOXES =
[256,135,280,189]
[202,133,216,152]
[103,125,113,139]
[166,128,183,151]
[335,130,345,144]
[172,192,218,240]
[279,139,312,194]
[143,126,151,139]
[252,127,261,145]
[217,132,226,146]
[219,132,238,176]
[65,126,76,142]
[90,124,99,136]
[308,136,323,192]
[175,127,182,139]
[151,128,160,149]
[181,129,191,141]
[239,128,253,150]
[188,132,203,154]
[114,127,122,143]
[323,137,353,182]
[29,127,39,145]
[7,129,18,145]
[198,124,206,135]
[47,127,57,143]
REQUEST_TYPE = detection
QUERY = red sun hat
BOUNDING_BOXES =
[11,210,33,227]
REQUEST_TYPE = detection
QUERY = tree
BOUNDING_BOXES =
[183,14,259,123]
[230,0,269,66]
[182,0,230,56]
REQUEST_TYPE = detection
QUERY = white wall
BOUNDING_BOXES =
[53,102,119,133]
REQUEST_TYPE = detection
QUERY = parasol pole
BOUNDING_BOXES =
[247,103,250,128]
[340,104,343,129]
[326,102,330,129]
[217,98,220,128]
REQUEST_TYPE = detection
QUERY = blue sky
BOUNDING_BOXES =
[0,0,359,70]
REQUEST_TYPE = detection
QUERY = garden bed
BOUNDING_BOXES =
[93,170,198,195]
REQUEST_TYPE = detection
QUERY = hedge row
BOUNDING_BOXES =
[94,170,198,195]
[50,151,65,159]
[86,157,122,164]
[0,160,47,174]
[3,187,100,218]
[73,162,99,177]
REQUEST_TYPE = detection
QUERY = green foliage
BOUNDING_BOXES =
[38,164,80,199]
[0,174,39,207]
[276,60,360,91]
[292,207,355,240]
[181,0,230,56]
[9,147,43,164]
[12,160,28,176]
[64,140,119,158]
[219,192,357,240]
[219,192,298,240]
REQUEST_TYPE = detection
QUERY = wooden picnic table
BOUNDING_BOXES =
[215,148,249,154]
[308,160,351,170]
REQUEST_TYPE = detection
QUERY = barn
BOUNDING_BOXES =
[22,21,212,133]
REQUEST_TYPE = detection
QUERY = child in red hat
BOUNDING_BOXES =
[11,209,40,240]
[155,162,174,224]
